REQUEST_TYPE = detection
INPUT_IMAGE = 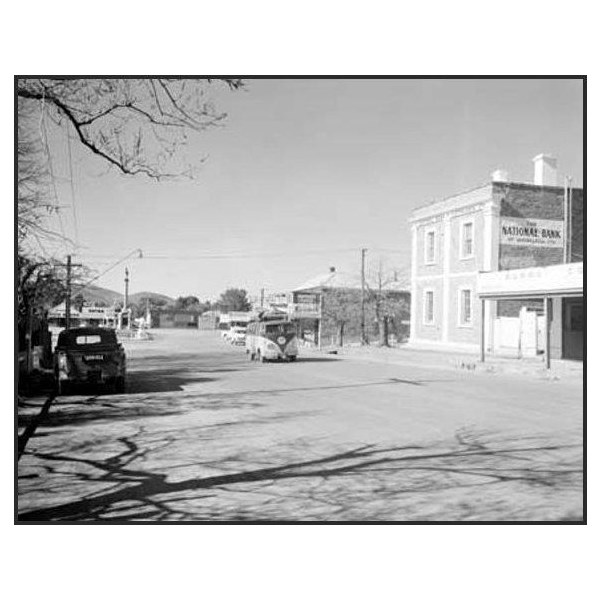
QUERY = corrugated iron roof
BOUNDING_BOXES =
[294,270,410,292]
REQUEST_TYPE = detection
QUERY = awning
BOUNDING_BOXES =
[477,262,583,300]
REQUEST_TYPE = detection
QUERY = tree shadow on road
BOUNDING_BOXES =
[125,368,218,394]
[17,427,583,522]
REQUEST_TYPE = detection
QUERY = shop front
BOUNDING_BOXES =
[477,262,583,367]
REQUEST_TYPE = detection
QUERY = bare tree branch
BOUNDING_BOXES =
[17,78,244,179]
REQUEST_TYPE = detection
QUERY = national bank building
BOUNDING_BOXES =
[409,154,584,362]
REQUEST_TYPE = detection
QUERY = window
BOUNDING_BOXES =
[459,288,472,326]
[425,229,436,264]
[424,290,434,324]
[76,335,102,345]
[460,221,474,258]
[266,323,296,335]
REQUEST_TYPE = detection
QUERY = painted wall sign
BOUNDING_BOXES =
[500,218,564,247]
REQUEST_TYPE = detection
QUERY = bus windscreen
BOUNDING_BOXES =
[265,323,296,335]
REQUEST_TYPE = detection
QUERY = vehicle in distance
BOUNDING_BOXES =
[246,320,298,362]
[229,325,247,345]
[54,327,126,394]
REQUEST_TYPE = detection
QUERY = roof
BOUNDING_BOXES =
[410,179,583,223]
[294,270,410,293]
[293,270,362,292]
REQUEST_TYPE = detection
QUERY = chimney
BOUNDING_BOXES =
[329,266,336,273]
[491,169,508,182]
[533,154,557,186]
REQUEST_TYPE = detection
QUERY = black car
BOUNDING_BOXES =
[54,327,126,394]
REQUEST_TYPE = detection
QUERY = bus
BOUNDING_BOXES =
[246,319,298,362]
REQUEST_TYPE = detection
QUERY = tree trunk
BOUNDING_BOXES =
[379,317,389,347]
[337,321,345,347]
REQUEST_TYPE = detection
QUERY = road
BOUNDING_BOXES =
[17,329,583,521]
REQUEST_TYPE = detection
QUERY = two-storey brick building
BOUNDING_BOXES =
[409,154,583,361]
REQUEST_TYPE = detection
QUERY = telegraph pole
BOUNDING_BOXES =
[360,248,367,345]
[123,267,130,330]
[65,255,72,330]
[124,267,130,309]
[64,255,82,330]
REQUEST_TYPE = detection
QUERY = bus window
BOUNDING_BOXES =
[266,322,296,335]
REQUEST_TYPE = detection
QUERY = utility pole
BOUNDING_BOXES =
[64,255,82,330]
[568,176,573,263]
[123,267,130,330]
[563,176,573,263]
[360,248,367,345]
[65,255,72,330]
[124,267,130,309]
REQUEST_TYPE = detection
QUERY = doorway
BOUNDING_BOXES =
[562,297,584,360]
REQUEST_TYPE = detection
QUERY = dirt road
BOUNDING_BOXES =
[17,329,583,521]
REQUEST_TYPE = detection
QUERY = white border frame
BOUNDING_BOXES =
[422,287,435,325]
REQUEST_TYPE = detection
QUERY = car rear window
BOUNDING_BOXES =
[58,329,117,346]
[76,335,102,345]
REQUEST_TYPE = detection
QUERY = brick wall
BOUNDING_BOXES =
[494,182,584,270]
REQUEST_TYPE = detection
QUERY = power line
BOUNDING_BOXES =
[74,249,143,293]
[65,128,79,247]
[40,104,69,257]
[76,247,383,261]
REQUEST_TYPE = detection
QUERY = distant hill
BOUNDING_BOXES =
[72,284,174,307]
[130,291,175,306]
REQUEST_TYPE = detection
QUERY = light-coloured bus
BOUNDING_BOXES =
[245,319,298,362]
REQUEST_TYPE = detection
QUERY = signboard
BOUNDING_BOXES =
[478,262,583,298]
[296,293,318,304]
[500,218,564,247]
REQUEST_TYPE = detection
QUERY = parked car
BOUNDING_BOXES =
[54,327,126,394]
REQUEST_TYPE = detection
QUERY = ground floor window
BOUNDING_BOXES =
[459,288,472,325]
[423,290,434,324]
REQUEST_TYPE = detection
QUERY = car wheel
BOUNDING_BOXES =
[114,377,125,394]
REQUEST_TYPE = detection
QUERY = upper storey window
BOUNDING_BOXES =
[460,221,474,259]
[424,229,436,264]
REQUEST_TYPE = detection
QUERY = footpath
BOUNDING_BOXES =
[303,342,584,382]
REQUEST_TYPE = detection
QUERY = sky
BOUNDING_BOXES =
[43,78,583,301]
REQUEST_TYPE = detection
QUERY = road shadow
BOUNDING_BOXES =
[17,427,583,522]
[206,377,424,397]
[17,394,185,429]
[293,357,340,363]
[126,369,217,394]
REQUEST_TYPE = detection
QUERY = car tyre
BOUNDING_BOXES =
[114,376,126,394]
